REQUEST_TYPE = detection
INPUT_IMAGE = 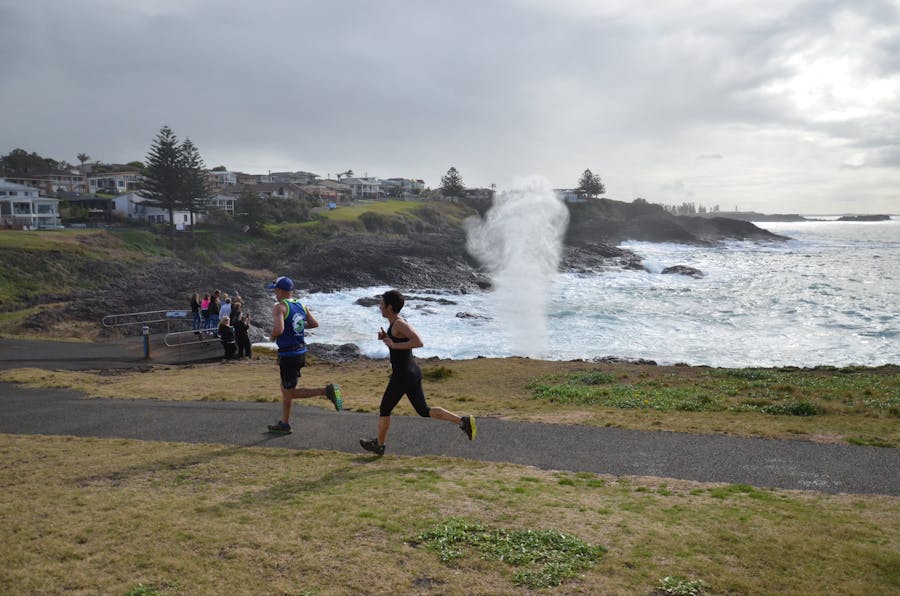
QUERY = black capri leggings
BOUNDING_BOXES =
[379,369,431,418]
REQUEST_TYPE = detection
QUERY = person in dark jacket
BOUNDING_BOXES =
[218,316,237,359]
[233,309,252,359]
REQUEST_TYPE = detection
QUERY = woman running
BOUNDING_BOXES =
[360,289,475,456]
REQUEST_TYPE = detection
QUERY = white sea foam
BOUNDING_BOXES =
[284,218,899,368]
[463,176,569,357]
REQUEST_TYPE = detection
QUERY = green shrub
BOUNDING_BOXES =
[422,366,454,381]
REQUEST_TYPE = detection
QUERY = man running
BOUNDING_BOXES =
[266,276,342,434]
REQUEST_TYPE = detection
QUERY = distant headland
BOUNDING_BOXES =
[692,212,893,222]
[835,214,892,222]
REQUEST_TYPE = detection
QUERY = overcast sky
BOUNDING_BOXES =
[2,0,898,214]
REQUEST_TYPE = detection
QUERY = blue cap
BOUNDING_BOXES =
[266,276,294,291]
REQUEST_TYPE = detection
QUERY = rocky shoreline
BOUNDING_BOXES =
[5,198,793,343]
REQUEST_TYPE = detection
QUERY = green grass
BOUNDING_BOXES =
[316,200,426,222]
[417,517,607,588]
[422,365,455,381]
[113,229,172,256]
[530,367,900,419]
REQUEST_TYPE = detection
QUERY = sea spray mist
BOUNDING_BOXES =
[465,176,570,357]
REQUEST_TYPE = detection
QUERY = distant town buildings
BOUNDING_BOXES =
[2,158,605,229]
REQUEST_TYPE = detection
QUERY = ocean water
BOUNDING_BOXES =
[287,217,899,368]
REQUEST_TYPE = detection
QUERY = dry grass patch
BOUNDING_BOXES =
[1,435,898,594]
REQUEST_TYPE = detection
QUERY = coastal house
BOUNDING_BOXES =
[244,182,310,201]
[464,187,494,200]
[89,170,142,194]
[206,193,237,216]
[56,191,115,224]
[0,177,62,229]
[113,192,199,228]
[269,171,320,185]
[209,170,238,188]
[380,178,426,198]
[4,170,87,194]
[341,177,382,199]
[303,179,353,204]
[555,188,586,203]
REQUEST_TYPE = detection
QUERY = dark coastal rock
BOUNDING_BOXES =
[676,216,789,242]
[565,198,790,245]
[661,265,705,278]
[289,231,491,294]
[456,312,490,320]
[694,212,809,222]
[407,295,458,305]
[308,342,363,362]
[561,242,644,272]
[593,356,658,365]
[355,295,459,307]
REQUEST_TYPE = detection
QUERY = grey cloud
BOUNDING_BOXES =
[1,0,898,211]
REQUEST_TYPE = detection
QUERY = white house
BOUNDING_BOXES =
[555,188,586,203]
[0,177,62,229]
[89,170,142,194]
[269,171,319,185]
[113,192,199,227]
[341,177,382,199]
[381,178,426,198]
[210,170,238,188]
[207,193,237,216]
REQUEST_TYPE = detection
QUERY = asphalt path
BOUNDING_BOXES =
[1,338,898,496]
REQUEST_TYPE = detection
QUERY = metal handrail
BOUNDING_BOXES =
[102,309,191,328]
[164,329,219,347]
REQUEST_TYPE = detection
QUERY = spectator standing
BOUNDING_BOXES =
[220,297,233,321]
[233,309,252,359]
[208,290,221,335]
[190,293,201,334]
[200,293,211,333]
[218,316,237,359]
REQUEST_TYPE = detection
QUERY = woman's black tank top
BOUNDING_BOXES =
[387,320,416,373]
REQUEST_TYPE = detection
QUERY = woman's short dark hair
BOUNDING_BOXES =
[382,289,405,313]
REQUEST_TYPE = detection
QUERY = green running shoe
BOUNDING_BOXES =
[325,383,343,411]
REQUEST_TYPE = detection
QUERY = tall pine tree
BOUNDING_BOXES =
[141,126,182,234]
[577,169,605,199]
[439,166,466,199]
[179,138,212,232]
